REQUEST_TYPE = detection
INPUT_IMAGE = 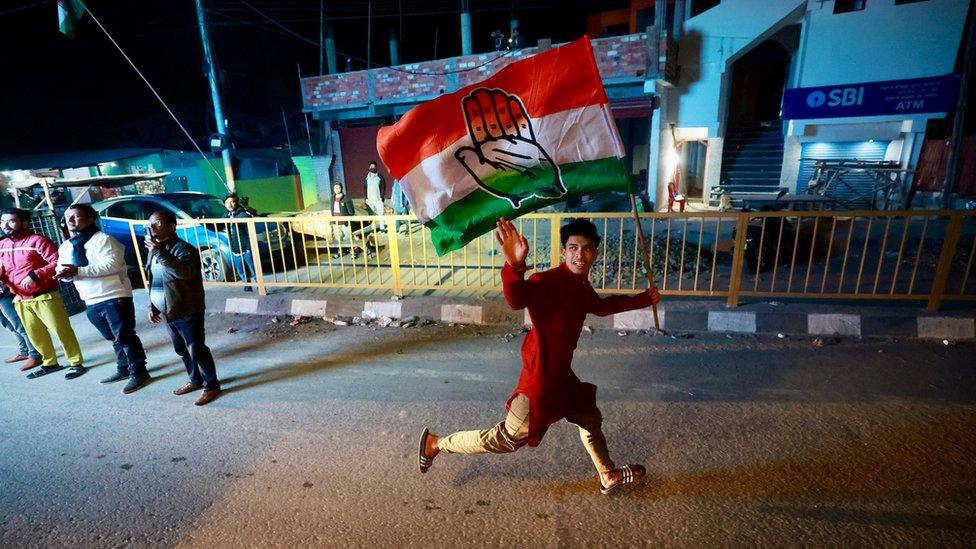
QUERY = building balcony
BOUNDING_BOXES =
[301,32,673,122]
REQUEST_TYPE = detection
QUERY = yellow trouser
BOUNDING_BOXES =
[14,292,83,367]
[438,394,616,475]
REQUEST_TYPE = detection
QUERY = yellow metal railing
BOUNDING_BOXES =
[127,210,976,310]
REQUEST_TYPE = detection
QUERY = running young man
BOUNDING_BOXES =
[419,218,660,494]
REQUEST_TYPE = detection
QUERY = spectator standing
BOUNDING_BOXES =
[145,210,221,406]
[507,27,524,50]
[330,183,366,259]
[364,161,387,230]
[491,30,506,51]
[0,283,42,371]
[55,204,149,393]
[0,208,84,380]
[223,194,256,292]
[391,178,410,234]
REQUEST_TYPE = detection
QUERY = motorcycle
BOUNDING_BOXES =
[736,189,795,274]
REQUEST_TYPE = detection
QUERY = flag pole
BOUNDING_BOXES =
[629,194,661,331]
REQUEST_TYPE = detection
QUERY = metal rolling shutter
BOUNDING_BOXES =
[797,141,890,207]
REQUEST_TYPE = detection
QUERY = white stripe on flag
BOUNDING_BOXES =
[401,104,624,223]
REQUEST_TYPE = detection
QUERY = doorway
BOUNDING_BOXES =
[677,140,707,200]
[726,39,792,128]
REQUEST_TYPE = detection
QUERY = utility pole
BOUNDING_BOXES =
[321,0,337,74]
[460,0,472,56]
[194,0,235,192]
[941,0,976,209]
[389,28,400,65]
[367,2,372,70]
[319,0,324,75]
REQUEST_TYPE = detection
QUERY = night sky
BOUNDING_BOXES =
[0,0,629,156]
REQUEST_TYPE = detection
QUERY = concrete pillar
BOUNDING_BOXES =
[702,137,725,204]
[648,93,663,210]
[332,128,345,189]
[780,130,803,192]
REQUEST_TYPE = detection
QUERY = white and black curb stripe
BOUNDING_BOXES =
[290,299,328,317]
[209,293,975,340]
[224,297,259,314]
[364,301,403,319]
[440,304,484,325]
[917,317,975,340]
[707,311,757,333]
[808,314,861,337]
[613,308,663,331]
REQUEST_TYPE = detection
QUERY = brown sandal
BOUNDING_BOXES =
[418,427,435,473]
[600,464,646,495]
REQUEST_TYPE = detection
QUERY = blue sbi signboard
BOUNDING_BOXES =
[782,74,960,119]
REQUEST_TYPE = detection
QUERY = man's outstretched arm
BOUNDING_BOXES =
[588,285,660,317]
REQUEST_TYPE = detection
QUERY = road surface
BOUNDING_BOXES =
[1,311,974,547]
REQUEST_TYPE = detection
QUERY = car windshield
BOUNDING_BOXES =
[170,197,228,219]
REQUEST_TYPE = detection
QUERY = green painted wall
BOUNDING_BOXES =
[234,176,302,213]
[192,159,301,212]
[196,158,232,197]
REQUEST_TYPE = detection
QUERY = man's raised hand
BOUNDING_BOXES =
[494,218,528,269]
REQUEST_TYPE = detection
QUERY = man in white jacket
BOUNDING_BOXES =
[55,204,150,394]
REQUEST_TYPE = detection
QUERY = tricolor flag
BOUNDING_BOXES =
[377,36,630,255]
[58,0,88,38]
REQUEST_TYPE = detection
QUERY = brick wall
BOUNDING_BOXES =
[303,34,649,111]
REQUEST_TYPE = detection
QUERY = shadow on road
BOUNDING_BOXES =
[540,415,976,518]
[218,329,476,395]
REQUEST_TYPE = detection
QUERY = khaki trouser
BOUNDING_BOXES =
[14,292,83,367]
[438,394,616,474]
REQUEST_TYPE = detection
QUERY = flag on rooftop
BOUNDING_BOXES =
[58,0,87,38]
[377,36,630,255]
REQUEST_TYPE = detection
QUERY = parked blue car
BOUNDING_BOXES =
[93,192,290,281]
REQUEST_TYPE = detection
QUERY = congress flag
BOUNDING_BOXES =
[58,0,87,38]
[377,36,629,255]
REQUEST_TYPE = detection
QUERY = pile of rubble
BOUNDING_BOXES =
[321,313,440,329]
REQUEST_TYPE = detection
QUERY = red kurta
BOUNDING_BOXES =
[501,262,653,446]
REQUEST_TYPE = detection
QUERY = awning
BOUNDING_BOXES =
[610,97,655,119]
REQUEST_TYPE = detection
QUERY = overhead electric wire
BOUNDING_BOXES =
[229,0,515,76]
[83,4,227,185]
[0,0,52,17]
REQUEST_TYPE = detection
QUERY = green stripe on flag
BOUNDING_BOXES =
[425,156,631,255]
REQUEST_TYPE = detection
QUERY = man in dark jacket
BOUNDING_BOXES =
[145,210,220,406]
[223,194,256,292]
[330,183,367,258]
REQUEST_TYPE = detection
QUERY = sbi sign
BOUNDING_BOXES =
[806,87,865,109]
[784,75,959,120]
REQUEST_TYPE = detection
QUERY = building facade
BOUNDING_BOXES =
[300,0,970,211]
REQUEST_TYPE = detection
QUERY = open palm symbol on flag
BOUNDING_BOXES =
[454,88,566,209]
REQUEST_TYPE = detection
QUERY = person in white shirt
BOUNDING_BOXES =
[364,161,387,230]
[55,204,149,394]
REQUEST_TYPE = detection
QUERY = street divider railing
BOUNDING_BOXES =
[126,209,975,310]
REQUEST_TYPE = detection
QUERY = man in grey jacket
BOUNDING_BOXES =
[144,210,220,406]
[55,204,149,393]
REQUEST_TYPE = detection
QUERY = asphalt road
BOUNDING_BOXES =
[1,310,974,547]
